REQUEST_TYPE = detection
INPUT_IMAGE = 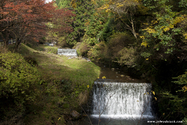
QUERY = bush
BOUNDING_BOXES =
[76,42,91,56]
[87,41,108,61]
[117,47,137,67]
[106,32,137,67]
[0,51,41,119]
[57,37,69,47]
[0,47,8,53]
[107,32,136,57]
[24,56,38,67]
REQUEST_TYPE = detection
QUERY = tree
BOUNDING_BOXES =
[65,0,97,45]
[136,0,187,121]
[139,0,187,61]
[0,0,74,50]
[83,0,109,44]
[46,5,75,45]
[55,0,71,9]
[98,0,140,39]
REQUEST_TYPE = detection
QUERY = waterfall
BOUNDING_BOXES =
[58,49,77,57]
[91,81,155,119]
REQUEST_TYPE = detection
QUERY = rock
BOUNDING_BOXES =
[81,57,91,62]
[87,59,91,62]
[68,56,77,59]
[71,110,81,120]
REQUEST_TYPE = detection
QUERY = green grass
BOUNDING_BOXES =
[44,46,58,54]
[16,43,100,125]
[18,44,100,84]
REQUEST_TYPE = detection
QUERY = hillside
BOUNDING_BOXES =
[0,44,100,125]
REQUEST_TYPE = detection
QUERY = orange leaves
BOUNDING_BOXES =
[2,12,9,15]
[70,0,77,8]
[4,2,13,8]
[182,86,187,92]
[27,10,33,13]
[85,21,90,26]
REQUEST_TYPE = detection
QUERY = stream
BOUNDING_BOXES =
[72,65,156,125]
[57,49,156,125]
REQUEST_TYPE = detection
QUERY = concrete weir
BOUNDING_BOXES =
[57,49,78,57]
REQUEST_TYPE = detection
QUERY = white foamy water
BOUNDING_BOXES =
[91,82,154,119]
[58,49,77,57]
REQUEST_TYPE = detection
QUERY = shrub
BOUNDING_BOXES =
[87,41,108,61]
[107,32,136,58]
[106,32,138,67]
[117,47,137,67]
[76,42,91,56]
[24,56,38,66]
[57,37,69,47]
[0,47,8,53]
[0,51,41,119]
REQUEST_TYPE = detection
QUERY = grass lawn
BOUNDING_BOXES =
[16,43,100,125]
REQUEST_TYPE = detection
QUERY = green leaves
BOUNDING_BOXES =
[179,0,187,8]
[173,71,187,85]
[0,51,41,105]
[56,0,71,9]
[140,0,187,60]
[140,52,152,58]
[66,0,96,45]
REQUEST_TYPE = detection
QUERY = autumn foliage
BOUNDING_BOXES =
[0,0,75,48]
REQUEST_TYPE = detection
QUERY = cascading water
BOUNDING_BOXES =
[58,49,77,56]
[91,81,155,119]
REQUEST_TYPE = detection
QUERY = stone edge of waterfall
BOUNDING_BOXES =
[57,49,78,56]
[91,81,156,119]
[90,114,155,119]
[94,81,152,85]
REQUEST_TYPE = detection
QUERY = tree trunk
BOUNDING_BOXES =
[14,38,21,52]
[3,31,9,48]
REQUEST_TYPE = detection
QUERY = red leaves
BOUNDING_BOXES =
[50,8,75,34]
[2,12,9,15]
[0,0,75,44]
[3,2,13,8]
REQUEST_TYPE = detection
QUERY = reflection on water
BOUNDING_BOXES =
[97,64,145,83]
[77,116,155,125]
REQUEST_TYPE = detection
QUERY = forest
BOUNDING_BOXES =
[0,0,187,124]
